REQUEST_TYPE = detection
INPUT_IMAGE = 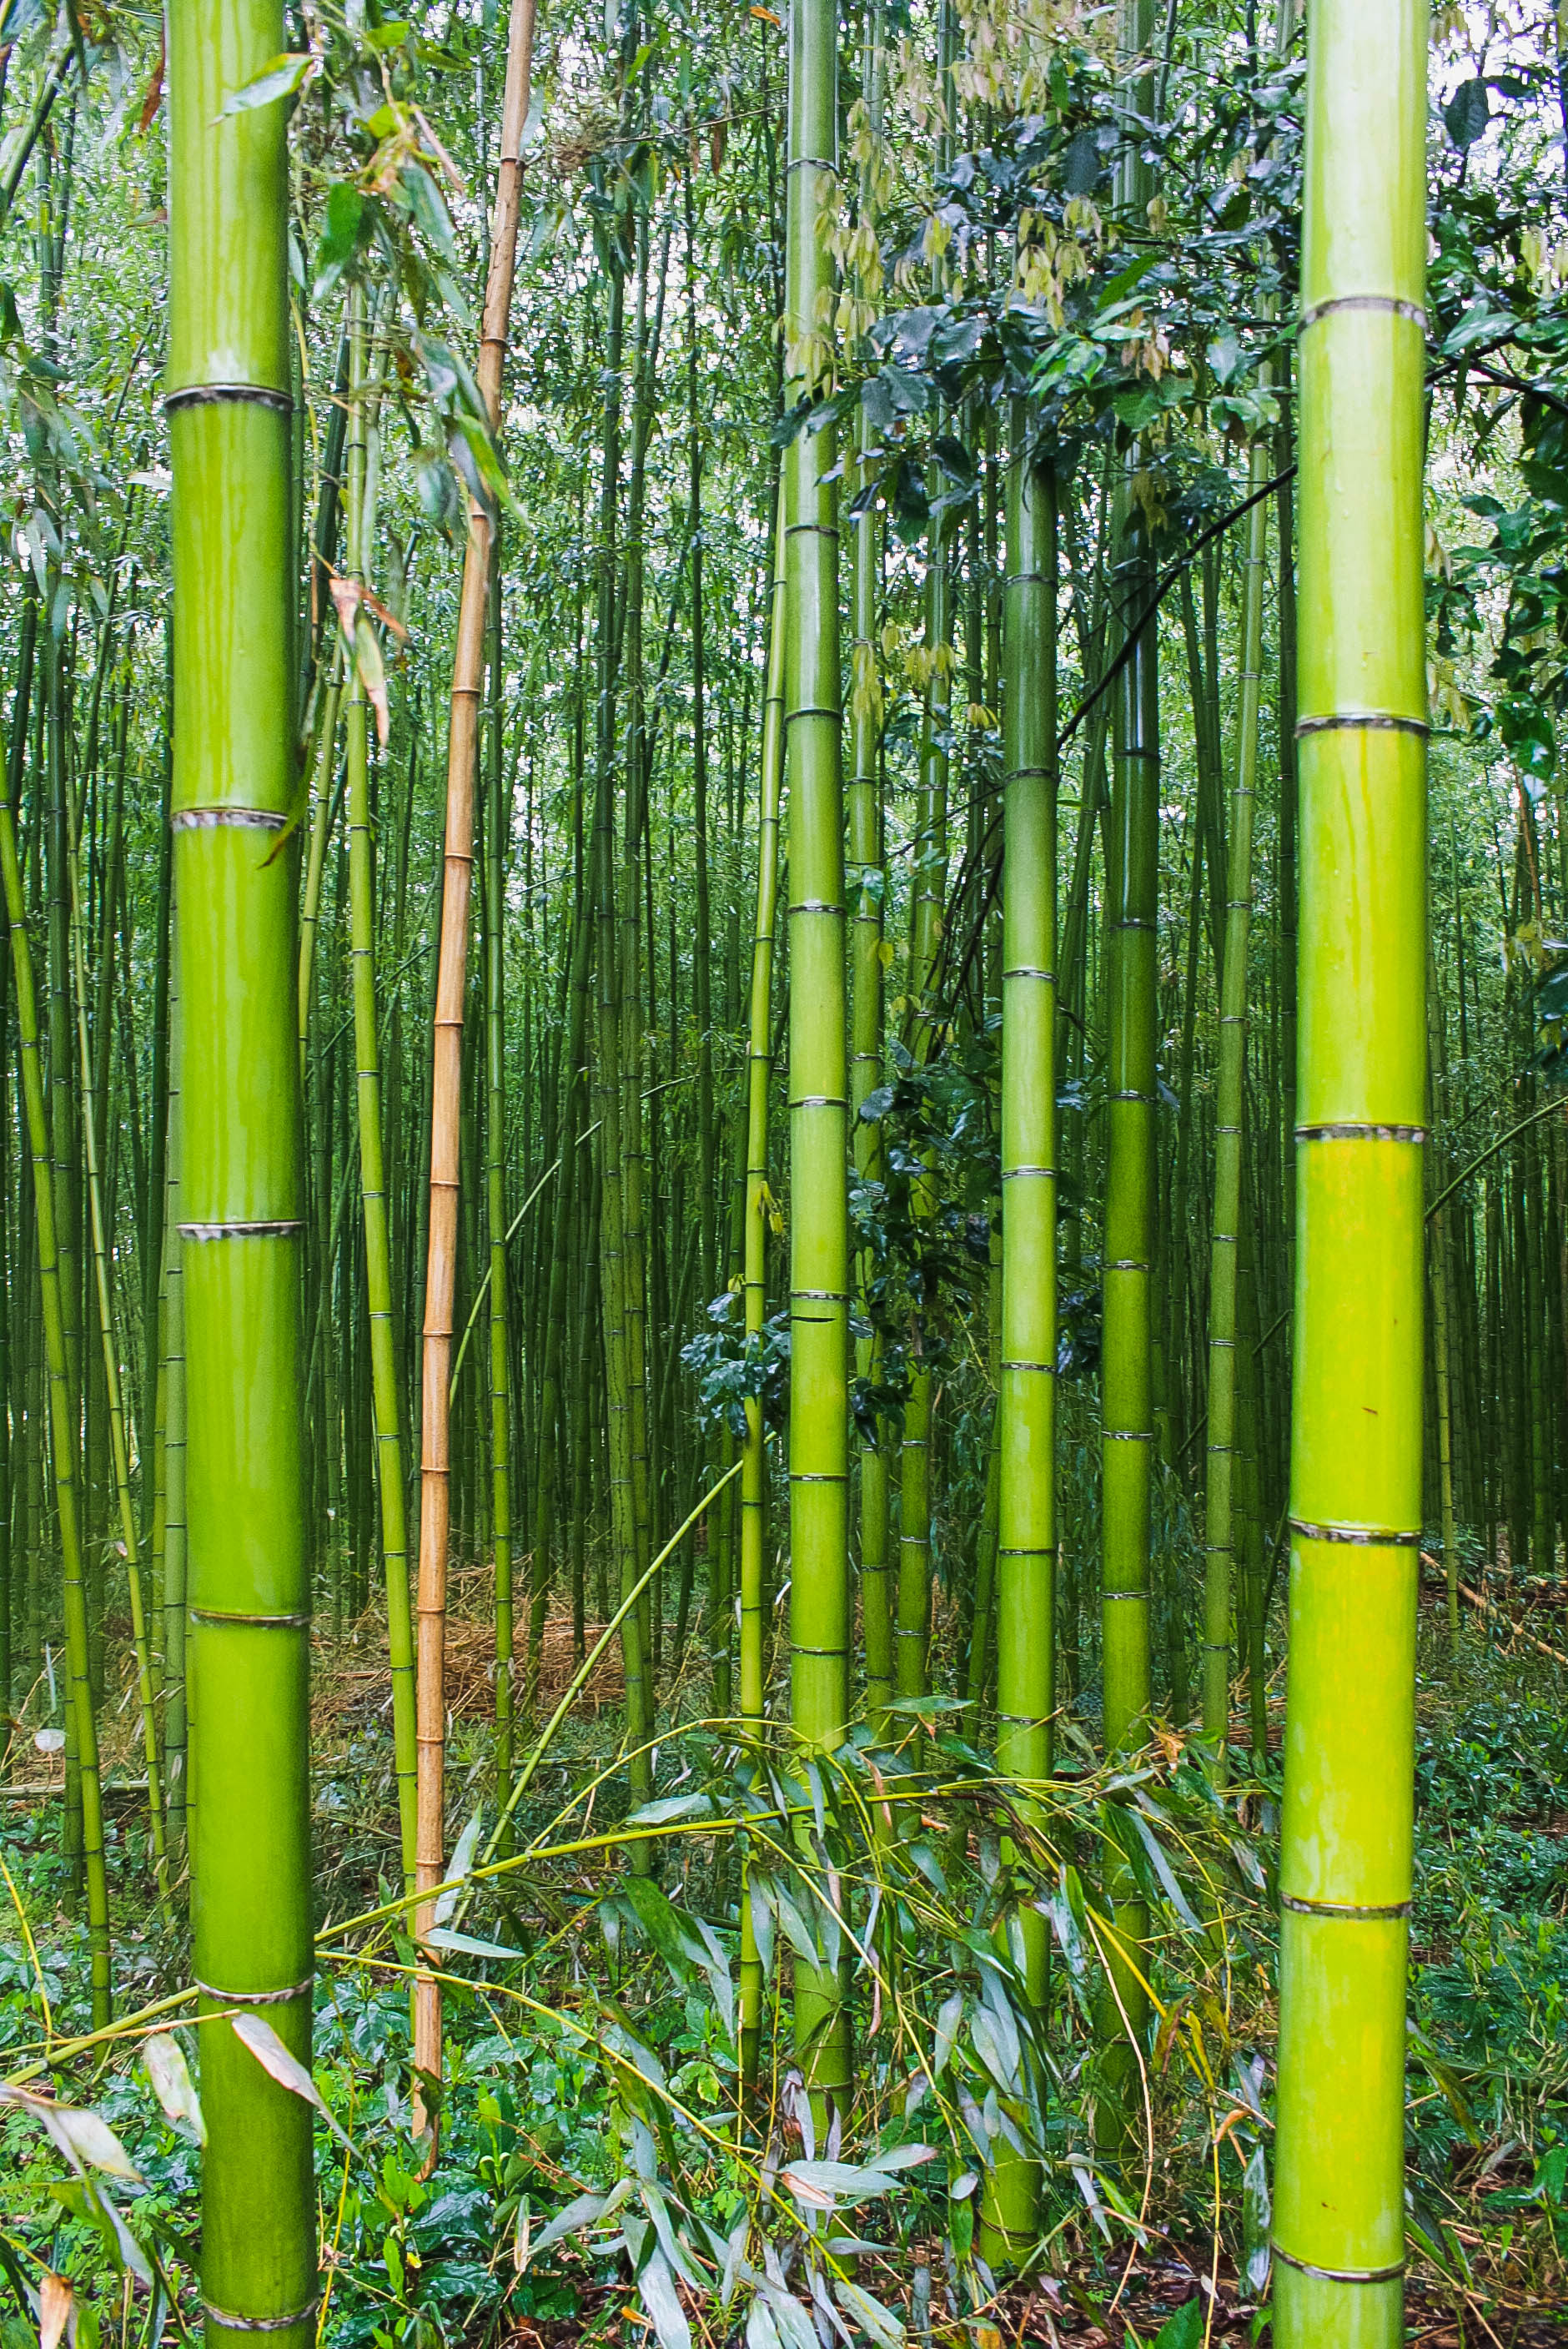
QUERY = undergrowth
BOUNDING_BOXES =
[2,1607,1565,2349]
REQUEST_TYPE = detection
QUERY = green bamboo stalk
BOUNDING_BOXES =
[143,645,174,1549]
[588,255,654,1846]
[0,933,9,1742]
[784,0,851,2118]
[0,772,109,2021]
[1425,977,1460,1644]
[1201,445,1269,1770]
[297,668,346,1089]
[738,485,786,2090]
[484,560,515,1833]
[168,0,316,2321]
[45,631,87,1733]
[848,396,890,1721]
[897,0,957,1708]
[1272,4,1428,2339]
[163,921,188,1859]
[342,286,417,1890]
[528,894,589,1708]
[616,221,664,1699]
[1096,0,1158,2155]
[979,411,1058,2262]
[65,747,172,1920]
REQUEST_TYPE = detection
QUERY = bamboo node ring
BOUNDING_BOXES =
[1269,2245,1405,2285]
[1295,711,1429,739]
[189,1608,312,1628]
[1299,292,1426,332]
[204,2300,322,2333]
[1279,1895,1411,1919]
[1295,1122,1426,1143]
[1288,1517,1423,1548]
[196,1974,314,2005]
[171,807,289,832]
[178,1220,304,1240]
[166,381,294,415]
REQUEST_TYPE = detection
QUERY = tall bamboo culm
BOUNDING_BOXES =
[344,286,417,1889]
[1200,450,1269,1768]
[1096,0,1158,2154]
[978,410,1058,2261]
[737,487,785,2092]
[849,423,890,1728]
[784,0,851,2119]
[1272,3,1428,2341]
[0,776,109,2020]
[413,0,535,2153]
[168,0,315,2328]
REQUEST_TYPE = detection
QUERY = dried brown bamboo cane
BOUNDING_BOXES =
[413,0,536,2164]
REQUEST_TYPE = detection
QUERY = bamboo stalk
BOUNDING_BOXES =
[979,409,1058,2261]
[344,286,417,1889]
[784,0,852,2124]
[168,0,316,2321]
[413,0,536,2159]
[738,486,786,2091]
[0,776,110,2021]
[1271,4,1428,2338]
[1201,441,1269,1768]
[65,743,171,1919]
[484,561,515,1833]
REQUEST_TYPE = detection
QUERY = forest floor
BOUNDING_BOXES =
[2,1558,1565,2348]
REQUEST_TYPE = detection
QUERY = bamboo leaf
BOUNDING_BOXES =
[748,1874,776,1982]
[523,2189,610,2265]
[424,1927,524,1961]
[637,2251,692,2349]
[781,2160,904,2207]
[435,1806,483,1925]
[143,2033,205,2145]
[0,2086,142,2183]
[1241,2140,1272,2296]
[1128,1806,1203,1931]
[401,161,458,265]
[38,2271,72,2349]
[231,2016,350,2148]
[833,2281,905,2349]
[626,1792,713,1825]
[219,51,311,116]
[746,2302,783,2349]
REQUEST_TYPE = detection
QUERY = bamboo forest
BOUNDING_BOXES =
[5,0,1568,2342]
